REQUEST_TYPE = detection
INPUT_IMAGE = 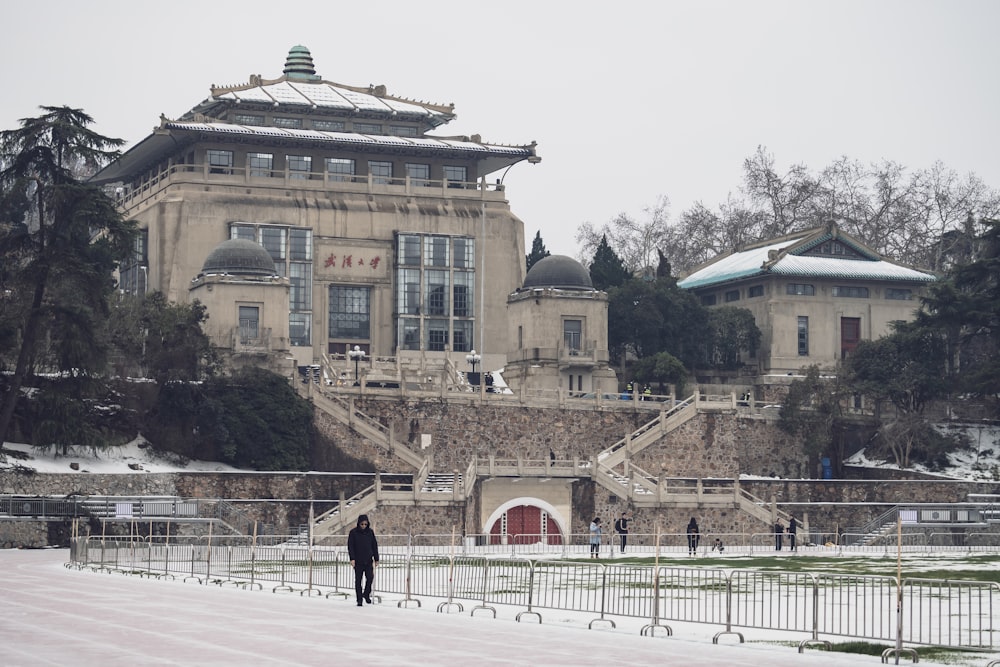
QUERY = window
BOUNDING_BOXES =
[239,306,260,343]
[425,270,449,316]
[368,160,392,185]
[208,150,233,175]
[398,235,421,266]
[326,158,355,182]
[832,285,869,298]
[797,316,809,356]
[398,318,420,351]
[233,114,265,126]
[354,122,382,134]
[444,165,467,187]
[424,236,449,267]
[453,320,473,352]
[289,263,311,310]
[748,285,764,298]
[787,283,815,296]
[394,233,476,353]
[248,152,273,178]
[313,119,345,131]
[453,238,475,269]
[287,155,311,180]
[290,313,311,347]
[724,289,740,302]
[406,163,430,186]
[230,224,312,345]
[289,228,311,261]
[886,288,912,300]
[230,224,255,241]
[425,319,449,351]
[274,117,302,129]
[564,319,582,352]
[390,125,418,137]
[260,227,286,274]
[701,294,717,306]
[453,272,473,317]
[397,269,421,315]
[329,286,371,339]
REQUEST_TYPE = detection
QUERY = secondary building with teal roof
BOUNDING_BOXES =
[678,222,936,374]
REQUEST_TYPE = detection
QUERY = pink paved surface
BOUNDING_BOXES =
[0,548,927,666]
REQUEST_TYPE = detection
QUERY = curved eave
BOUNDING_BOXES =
[93,123,536,184]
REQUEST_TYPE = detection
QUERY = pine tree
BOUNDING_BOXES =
[525,230,550,272]
[588,235,631,290]
[0,106,136,444]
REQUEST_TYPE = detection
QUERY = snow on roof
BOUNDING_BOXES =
[678,229,935,290]
[214,79,447,119]
[164,122,532,156]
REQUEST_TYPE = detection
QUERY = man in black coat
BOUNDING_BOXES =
[348,514,379,606]
[614,511,631,553]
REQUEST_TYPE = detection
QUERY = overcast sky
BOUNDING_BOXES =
[3,0,997,259]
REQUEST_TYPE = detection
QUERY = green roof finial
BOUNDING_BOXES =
[283,45,320,81]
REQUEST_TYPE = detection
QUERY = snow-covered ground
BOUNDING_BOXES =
[844,423,1000,482]
[1,548,980,667]
[0,436,239,474]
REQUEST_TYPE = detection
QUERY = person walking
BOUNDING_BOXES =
[348,514,379,606]
[589,517,602,558]
[614,511,631,553]
[774,520,784,551]
[686,517,700,556]
[788,515,798,551]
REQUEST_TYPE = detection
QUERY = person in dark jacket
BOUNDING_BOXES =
[686,517,700,556]
[788,515,798,551]
[614,511,631,553]
[774,520,784,550]
[348,514,379,606]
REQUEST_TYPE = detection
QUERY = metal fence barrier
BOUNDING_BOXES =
[68,535,999,652]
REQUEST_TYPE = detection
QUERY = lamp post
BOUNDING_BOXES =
[465,349,481,375]
[349,345,366,382]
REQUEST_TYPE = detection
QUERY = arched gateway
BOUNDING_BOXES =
[484,497,567,545]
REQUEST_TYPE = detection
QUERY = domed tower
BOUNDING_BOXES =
[189,239,292,374]
[505,255,617,395]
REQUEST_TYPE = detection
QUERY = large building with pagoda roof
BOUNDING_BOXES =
[94,45,556,383]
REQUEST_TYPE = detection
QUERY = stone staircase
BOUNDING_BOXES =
[305,386,425,470]
[596,396,698,471]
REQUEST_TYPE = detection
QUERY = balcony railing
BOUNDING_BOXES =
[111,162,510,215]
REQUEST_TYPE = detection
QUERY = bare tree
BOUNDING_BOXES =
[576,196,672,275]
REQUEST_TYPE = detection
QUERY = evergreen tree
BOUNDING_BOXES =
[525,230,550,272]
[0,106,136,444]
[916,218,1000,399]
[589,234,631,290]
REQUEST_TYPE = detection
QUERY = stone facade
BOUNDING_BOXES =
[5,401,998,548]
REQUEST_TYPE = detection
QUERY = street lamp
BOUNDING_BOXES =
[465,349,481,375]
[348,345,366,382]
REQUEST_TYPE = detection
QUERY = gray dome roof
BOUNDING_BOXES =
[523,255,593,290]
[201,239,276,276]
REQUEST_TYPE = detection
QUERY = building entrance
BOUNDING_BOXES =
[489,504,562,545]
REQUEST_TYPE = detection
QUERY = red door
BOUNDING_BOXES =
[489,505,562,545]
[841,317,861,359]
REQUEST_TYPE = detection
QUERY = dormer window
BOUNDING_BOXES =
[234,113,265,126]
[313,119,345,131]
[274,117,302,129]
[354,122,383,134]
[391,125,418,137]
